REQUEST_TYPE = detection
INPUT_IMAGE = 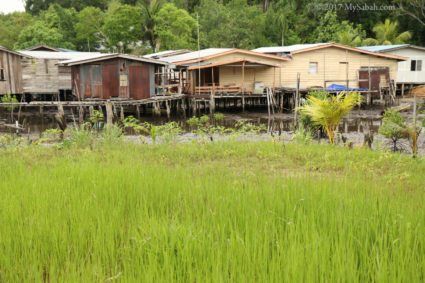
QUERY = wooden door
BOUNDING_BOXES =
[129,65,150,99]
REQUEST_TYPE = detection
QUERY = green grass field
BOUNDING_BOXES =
[0,141,425,281]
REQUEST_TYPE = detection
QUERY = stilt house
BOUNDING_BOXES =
[60,54,169,100]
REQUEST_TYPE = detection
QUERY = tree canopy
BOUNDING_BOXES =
[1,0,421,54]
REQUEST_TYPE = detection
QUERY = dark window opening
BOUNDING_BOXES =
[0,69,4,81]
[411,60,422,71]
[195,67,219,86]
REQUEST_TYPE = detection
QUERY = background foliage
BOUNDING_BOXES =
[0,0,423,54]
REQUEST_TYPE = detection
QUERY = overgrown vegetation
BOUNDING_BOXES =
[0,0,421,53]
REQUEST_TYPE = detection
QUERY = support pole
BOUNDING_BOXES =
[120,106,124,121]
[79,106,84,125]
[105,100,113,125]
[136,105,141,120]
[165,101,171,119]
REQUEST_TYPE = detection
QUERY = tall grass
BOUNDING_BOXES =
[0,141,424,281]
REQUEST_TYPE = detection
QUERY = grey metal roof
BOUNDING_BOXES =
[252,44,328,54]
[60,53,168,66]
[161,48,233,63]
[357,44,425,53]
[0,46,28,57]
[357,45,409,52]
[144,49,192,59]
[18,50,103,60]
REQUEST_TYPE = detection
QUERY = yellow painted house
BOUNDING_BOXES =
[253,43,407,91]
[162,48,289,95]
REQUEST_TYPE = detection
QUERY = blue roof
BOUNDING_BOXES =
[326,84,367,91]
[357,44,409,52]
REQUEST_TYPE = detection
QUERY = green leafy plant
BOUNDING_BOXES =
[213,113,224,121]
[292,124,313,145]
[1,93,18,112]
[297,91,363,144]
[379,109,408,152]
[89,110,104,131]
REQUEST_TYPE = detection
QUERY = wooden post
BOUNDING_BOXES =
[105,100,113,125]
[178,69,182,95]
[89,105,94,118]
[209,90,215,114]
[79,106,84,125]
[241,61,245,96]
[401,83,405,97]
[55,103,66,131]
[136,105,141,120]
[165,101,171,118]
[120,106,124,121]
[98,105,103,116]
[39,106,44,136]
[294,73,300,127]
[367,58,371,106]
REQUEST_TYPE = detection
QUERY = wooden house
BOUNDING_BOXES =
[18,49,102,98]
[60,54,168,100]
[253,43,407,94]
[0,46,25,95]
[358,44,425,92]
[161,48,289,95]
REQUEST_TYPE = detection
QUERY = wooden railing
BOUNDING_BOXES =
[194,85,242,95]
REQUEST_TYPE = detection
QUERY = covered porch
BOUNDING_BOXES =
[186,59,281,96]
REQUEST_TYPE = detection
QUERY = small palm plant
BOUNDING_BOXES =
[297,91,363,144]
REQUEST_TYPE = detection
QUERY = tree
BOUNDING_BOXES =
[0,12,33,49]
[39,4,78,49]
[310,11,365,45]
[102,5,144,53]
[196,0,269,49]
[153,3,196,50]
[363,19,412,45]
[379,109,408,152]
[140,0,163,52]
[75,7,105,51]
[14,21,69,49]
[25,0,108,15]
[397,0,425,27]
[298,92,363,144]
[266,0,299,46]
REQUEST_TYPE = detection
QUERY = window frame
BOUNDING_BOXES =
[309,62,318,74]
[0,68,5,81]
[411,60,422,71]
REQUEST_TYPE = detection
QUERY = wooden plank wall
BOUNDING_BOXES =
[21,58,71,94]
[0,50,23,94]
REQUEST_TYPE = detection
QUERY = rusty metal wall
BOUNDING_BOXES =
[359,67,390,97]
[129,65,150,99]
[102,60,119,98]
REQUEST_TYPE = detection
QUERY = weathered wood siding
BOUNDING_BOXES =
[0,50,23,94]
[205,52,285,91]
[280,47,399,88]
[21,58,71,94]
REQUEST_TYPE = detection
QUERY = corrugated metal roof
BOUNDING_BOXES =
[144,49,192,59]
[60,53,168,66]
[162,48,233,63]
[357,45,409,52]
[0,46,28,57]
[252,44,328,54]
[18,50,103,60]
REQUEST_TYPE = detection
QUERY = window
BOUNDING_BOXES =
[309,62,318,74]
[411,60,422,71]
[0,68,4,81]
